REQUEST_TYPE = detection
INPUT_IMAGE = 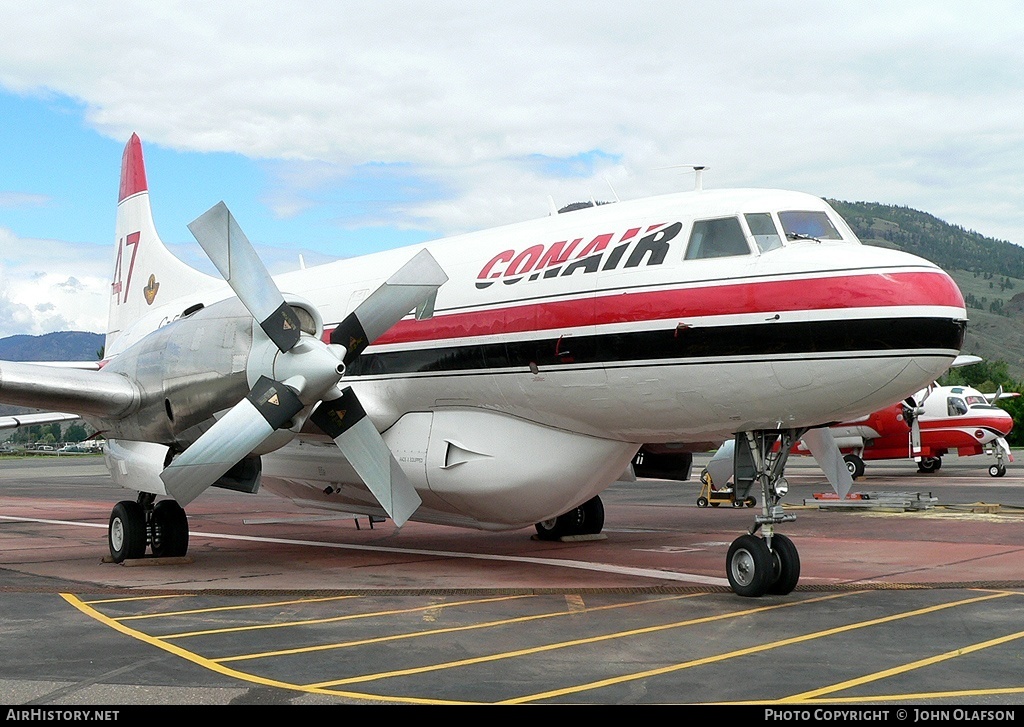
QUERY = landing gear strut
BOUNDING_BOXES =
[988,438,1010,477]
[724,429,804,598]
[107,493,189,563]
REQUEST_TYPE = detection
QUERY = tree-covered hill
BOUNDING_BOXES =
[828,199,1024,279]
[829,199,1024,383]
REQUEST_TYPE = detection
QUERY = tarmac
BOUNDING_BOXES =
[0,453,1022,707]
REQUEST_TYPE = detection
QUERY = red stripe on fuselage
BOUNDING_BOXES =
[921,417,1013,436]
[324,270,964,346]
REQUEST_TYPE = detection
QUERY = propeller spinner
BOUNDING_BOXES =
[160,202,447,526]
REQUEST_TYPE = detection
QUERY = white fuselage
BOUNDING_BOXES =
[104,187,967,530]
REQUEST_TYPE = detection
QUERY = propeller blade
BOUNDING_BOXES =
[801,427,854,499]
[161,377,303,506]
[330,249,448,363]
[910,416,923,459]
[310,387,421,526]
[188,202,302,352]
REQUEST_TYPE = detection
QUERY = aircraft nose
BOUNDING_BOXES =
[996,409,1015,436]
[884,260,965,311]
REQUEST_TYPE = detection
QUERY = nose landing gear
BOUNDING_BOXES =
[724,429,804,597]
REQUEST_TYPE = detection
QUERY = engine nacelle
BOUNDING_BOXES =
[104,438,262,496]
[99,295,322,451]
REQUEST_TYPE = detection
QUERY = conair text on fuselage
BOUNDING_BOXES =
[475,221,682,289]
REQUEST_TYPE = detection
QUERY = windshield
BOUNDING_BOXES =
[744,213,783,253]
[778,211,843,242]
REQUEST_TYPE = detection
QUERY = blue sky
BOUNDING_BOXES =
[1,2,1023,337]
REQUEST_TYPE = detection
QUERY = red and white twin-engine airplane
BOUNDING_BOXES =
[803,373,1017,479]
[0,135,967,597]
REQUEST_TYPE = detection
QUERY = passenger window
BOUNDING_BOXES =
[947,397,968,416]
[744,213,783,253]
[684,217,751,260]
[778,211,843,241]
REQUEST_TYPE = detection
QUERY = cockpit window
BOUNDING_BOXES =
[964,395,987,407]
[744,213,783,253]
[778,211,843,241]
[684,216,752,260]
[947,397,968,416]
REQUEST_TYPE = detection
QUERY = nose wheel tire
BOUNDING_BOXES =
[766,533,800,595]
[989,464,1007,477]
[726,534,774,597]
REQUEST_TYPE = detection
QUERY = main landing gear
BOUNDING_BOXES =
[724,429,804,598]
[534,495,605,540]
[108,493,189,563]
[843,453,865,479]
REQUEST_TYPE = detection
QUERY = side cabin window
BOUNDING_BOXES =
[744,213,783,253]
[684,216,751,260]
[778,210,843,242]
[947,397,969,416]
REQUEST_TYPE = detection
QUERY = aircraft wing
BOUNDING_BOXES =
[0,360,138,420]
[16,361,102,370]
[0,411,82,431]
[985,386,1021,403]
[951,354,983,368]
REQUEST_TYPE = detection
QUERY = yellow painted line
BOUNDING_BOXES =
[61,593,478,706]
[500,591,1010,704]
[794,685,1024,703]
[228,593,701,666]
[157,595,531,639]
[780,597,1024,703]
[80,594,192,605]
[308,592,852,689]
[115,594,362,621]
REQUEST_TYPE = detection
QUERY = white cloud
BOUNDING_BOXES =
[0,192,49,208]
[1,0,1023,339]
[0,228,109,337]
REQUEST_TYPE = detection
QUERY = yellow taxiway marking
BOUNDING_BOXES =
[112,594,362,621]
[241,593,702,669]
[778,591,1024,703]
[61,593,477,706]
[308,592,853,689]
[157,595,531,639]
[500,590,1012,704]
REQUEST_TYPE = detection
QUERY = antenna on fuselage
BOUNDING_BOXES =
[604,176,620,202]
[652,164,708,191]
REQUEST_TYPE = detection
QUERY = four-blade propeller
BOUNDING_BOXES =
[160,202,447,526]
